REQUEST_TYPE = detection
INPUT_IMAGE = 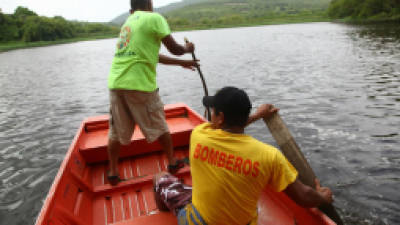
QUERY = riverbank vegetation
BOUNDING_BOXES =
[2,1,399,52]
[327,0,400,22]
[165,0,330,30]
[0,7,119,52]
[110,0,331,30]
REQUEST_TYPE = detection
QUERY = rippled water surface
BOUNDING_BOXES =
[0,22,399,225]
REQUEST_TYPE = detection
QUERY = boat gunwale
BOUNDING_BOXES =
[35,120,86,225]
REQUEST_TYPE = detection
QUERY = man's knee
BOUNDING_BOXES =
[158,132,171,141]
[108,138,122,149]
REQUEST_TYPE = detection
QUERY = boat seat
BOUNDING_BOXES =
[110,212,177,225]
[78,115,196,164]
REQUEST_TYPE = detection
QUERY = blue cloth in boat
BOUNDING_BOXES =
[177,203,208,225]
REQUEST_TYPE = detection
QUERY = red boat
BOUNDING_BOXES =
[35,103,336,225]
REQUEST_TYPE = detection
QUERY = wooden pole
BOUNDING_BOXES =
[184,37,211,121]
[263,113,343,225]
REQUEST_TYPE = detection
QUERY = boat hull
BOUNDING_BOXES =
[35,103,335,225]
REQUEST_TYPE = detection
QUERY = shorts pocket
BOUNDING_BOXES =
[147,99,164,113]
[147,99,165,127]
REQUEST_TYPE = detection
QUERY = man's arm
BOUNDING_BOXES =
[159,54,199,70]
[246,104,279,126]
[162,35,194,55]
[252,104,333,207]
[284,178,333,208]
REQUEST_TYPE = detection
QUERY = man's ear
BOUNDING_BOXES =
[216,111,224,127]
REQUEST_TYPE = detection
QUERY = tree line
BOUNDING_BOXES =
[0,7,119,42]
[162,0,400,30]
[164,0,330,30]
[327,0,400,20]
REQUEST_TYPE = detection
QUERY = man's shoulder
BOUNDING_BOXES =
[193,122,210,133]
[150,12,164,18]
[141,11,165,21]
[247,136,280,155]
[125,11,165,23]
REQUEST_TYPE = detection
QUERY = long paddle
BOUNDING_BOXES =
[263,113,343,225]
[184,37,211,121]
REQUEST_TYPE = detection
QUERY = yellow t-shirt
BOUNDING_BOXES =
[189,123,298,225]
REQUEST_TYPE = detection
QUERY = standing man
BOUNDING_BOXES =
[153,87,333,225]
[107,0,198,185]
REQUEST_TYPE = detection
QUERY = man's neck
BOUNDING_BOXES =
[221,126,244,134]
[131,8,152,14]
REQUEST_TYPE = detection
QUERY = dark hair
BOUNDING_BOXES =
[215,107,250,128]
[203,87,252,128]
[131,0,149,10]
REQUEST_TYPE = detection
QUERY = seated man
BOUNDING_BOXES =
[153,86,333,225]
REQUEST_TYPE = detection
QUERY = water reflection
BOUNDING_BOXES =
[355,23,400,43]
[335,24,400,223]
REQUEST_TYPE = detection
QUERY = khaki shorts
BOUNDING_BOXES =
[108,89,169,145]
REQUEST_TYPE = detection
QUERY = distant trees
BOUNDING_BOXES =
[0,6,119,42]
[164,0,331,29]
[328,0,400,20]
[0,11,19,41]
[14,6,37,19]
[162,0,400,29]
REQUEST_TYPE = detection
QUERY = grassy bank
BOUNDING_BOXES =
[3,16,397,53]
[333,16,400,25]
[0,14,330,53]
[171,13,330,31]
[7,14,399,53]
[0,34,118,53]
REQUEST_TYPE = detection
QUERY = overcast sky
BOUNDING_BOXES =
[0,0,182,22]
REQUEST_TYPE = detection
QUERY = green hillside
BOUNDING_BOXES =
[111,0,206,24]
[165,0,331,30]
[112,0,331,30]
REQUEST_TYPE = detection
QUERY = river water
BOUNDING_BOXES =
[0,22,399,225]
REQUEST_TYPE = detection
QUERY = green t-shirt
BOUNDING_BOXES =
[108,11,171,91]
